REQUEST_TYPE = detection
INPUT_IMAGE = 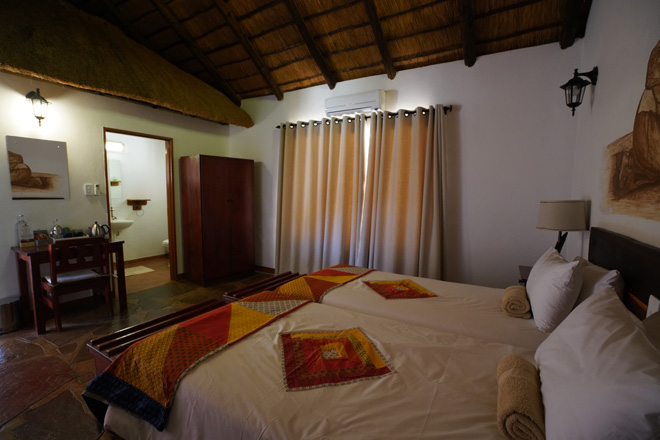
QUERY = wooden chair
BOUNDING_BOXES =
[41,236,112,332]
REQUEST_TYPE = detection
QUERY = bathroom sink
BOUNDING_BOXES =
[110,219,134,231]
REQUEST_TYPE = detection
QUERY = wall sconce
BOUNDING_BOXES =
[560,67,598,116]
[26,88,49,126]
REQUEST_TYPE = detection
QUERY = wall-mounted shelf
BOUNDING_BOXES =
[110,180,121,187]
[127,199,151,210]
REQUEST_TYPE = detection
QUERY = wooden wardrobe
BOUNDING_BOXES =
[180,155,254,285]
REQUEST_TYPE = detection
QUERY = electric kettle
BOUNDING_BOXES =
[91,221,110,237]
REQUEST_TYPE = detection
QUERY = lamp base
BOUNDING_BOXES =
[554,231,568,253]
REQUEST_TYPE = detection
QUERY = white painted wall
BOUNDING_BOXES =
[570,0,660,256]
[230,42,583,287]
[106,133,169,261]
[0,71,230,300]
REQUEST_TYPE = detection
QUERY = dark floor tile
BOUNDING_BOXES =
[76,371,96,385]
[0,429,18,439]
[58,342,78,356]
[0,357,75,426]
[41,325,97,348]
[71,344,93,365]
[11,391,99,440]
[0,340,44,366]
[176,290,220,305]
[90,310,148,337]
[143,308,181,322]
[130,281,196,300]
[136,294,177,311]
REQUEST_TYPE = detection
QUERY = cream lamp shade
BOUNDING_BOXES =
[537,200,588,252]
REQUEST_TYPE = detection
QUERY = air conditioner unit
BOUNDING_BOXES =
[324,90,385,117]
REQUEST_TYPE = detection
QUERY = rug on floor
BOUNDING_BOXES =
[122,266,155,277]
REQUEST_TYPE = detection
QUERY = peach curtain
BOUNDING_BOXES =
[356,106,446,279]
[276,116,366,274]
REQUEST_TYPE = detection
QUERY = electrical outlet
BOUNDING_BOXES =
[647,295,660,318]
[83,183,94,196]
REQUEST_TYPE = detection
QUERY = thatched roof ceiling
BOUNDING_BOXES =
[0,0,254,127]
[63,0,592,105]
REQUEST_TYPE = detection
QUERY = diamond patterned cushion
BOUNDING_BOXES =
[281,328,393,391]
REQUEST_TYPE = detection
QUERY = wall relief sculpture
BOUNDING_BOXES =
[606,39,660,221]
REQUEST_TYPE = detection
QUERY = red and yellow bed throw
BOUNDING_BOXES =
[281,328,394,391]
[84,291,309,431]
[277,264,374,302]
[363,279,436,299]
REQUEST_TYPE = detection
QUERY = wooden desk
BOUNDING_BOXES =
[12,241,127,334]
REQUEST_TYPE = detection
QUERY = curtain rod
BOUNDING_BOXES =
[276,105,453,129]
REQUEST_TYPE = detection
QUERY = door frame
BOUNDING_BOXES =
[103,127,177,281]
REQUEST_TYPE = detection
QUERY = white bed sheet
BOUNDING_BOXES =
[104,303,534,439]
[322,271,548,350]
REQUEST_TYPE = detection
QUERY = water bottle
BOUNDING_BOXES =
[17,214,33,248]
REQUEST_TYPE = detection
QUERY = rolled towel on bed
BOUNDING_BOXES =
[496,354,545,440]
[502,285,532,319]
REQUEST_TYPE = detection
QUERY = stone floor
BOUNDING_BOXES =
[0,256,270,440]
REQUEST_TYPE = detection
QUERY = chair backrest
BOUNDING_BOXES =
[48,237,109,284]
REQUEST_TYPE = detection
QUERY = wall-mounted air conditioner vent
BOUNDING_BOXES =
[324,90,385,117]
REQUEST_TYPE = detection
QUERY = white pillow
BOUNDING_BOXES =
[644,310,660,351]
[526,248,582,332]
[535,288,660,440]
[573,256,624,305]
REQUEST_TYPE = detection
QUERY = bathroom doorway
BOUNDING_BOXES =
[103,128,177,282]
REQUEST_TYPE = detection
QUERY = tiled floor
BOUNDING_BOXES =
[0,256,270,440]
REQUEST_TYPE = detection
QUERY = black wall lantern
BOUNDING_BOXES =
[560,67,598,116]
[26,88,49,126]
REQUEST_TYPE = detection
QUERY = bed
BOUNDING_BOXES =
[84,227,660,440]
[321,272,548,350]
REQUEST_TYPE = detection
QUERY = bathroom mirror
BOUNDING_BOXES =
[108,159,122,199]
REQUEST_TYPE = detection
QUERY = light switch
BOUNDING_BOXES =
[84,183,94,196]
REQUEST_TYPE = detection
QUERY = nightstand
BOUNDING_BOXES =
[518,265,532,285]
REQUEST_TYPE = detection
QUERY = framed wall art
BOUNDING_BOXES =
[6,135,70,200]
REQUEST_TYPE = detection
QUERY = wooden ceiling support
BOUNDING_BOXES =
[458,0,476,67]
[149,0,241,105]
[282,0,336,90]
[559,0,591,49]
[213,0,284,101]
[98,0,153,49]
[362,0,396,79]
[63,0,594,101]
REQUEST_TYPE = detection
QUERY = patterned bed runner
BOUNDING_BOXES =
[84,290,309,431]
[84,264,373,431]
[276,264,373,302]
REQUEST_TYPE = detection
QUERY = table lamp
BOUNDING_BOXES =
[537,200,588,252]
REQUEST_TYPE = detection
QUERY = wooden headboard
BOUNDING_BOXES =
[588,227,660,320]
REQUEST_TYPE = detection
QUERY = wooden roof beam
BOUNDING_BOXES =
[282,0,336,89]
[150,0,241,105]
[213,0,284,100]
[458,0,477,67]
[98,0,154,49]
[362,0,396,79]
[559,0,591,49]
